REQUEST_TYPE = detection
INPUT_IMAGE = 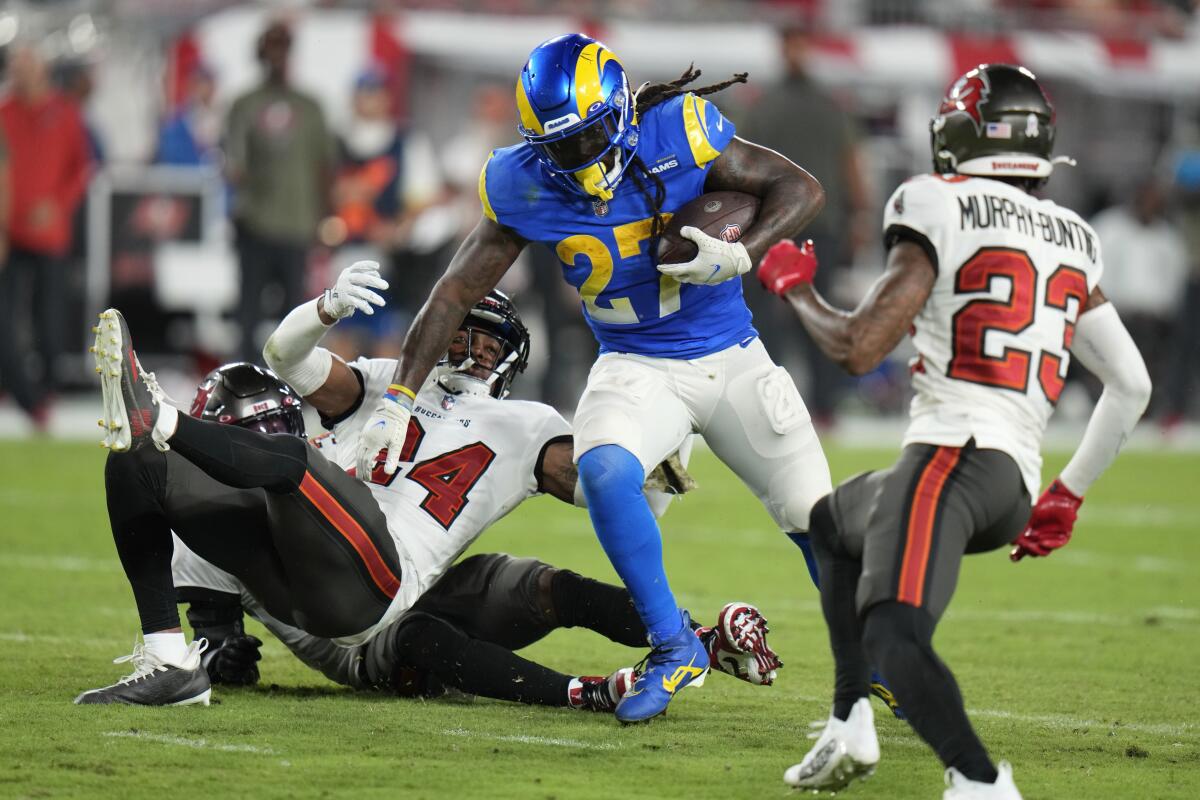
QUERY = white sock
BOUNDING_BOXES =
[144,631,189,665]
[155,403,179,441]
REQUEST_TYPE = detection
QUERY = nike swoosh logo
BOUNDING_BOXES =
[708,264,722,279]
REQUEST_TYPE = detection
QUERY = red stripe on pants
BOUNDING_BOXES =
[298,472,400,599]
[897,447,961,607]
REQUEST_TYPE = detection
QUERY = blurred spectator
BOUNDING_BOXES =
[323,66,445,358]
[156,64,220,166]
[0,45,92,429]
[1091,178,1188,419]
[224,21,334,361]
[738,26,873,426]
[1166,151,1200,426]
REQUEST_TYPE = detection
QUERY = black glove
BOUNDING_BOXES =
[200,634,264,686]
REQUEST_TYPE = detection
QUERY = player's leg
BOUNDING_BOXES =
[693,338,831,590]
[93,308,404,640]
[783,472,883,790]
[360,612,635,712]
[75,447,278,705]
[411,553,646,650]
[858,443,1029,792]
[573,354,709,722]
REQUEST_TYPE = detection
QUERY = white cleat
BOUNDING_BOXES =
[944,761,1023,799]
[784,697,880,791]
[91,309,173,453]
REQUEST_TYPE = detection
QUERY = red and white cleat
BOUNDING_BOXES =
[700,602,782,686]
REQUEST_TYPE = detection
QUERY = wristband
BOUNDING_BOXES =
[384,383,416,407]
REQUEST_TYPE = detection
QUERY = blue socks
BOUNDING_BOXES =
[577,445,683,642]
[787,531,821,589]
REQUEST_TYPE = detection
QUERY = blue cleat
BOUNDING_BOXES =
[615,612,709,724]
[869,669,906,720]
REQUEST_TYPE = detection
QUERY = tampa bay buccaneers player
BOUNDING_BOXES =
[172,361,780,710]
[758,65,1151,797]
[78,262,780,707]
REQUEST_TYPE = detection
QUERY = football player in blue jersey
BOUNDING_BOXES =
[354,34,832,723]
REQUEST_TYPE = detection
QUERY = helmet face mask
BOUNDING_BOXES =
[435,291,530,399]
[517,33,638,199]
[930,64,1067,186]
[191,362,305,437]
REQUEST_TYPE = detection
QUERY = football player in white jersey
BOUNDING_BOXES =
[78,265,780,707]
[172,362,779,711]
[757,65,1151,798]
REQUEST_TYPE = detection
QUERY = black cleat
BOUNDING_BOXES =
[75,640,212,706]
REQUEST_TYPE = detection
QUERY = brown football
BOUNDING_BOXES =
[656,191,761,265]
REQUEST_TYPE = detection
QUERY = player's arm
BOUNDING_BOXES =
[704,136,825,264]
[761,238,935,376]
[263,261,390,418]
[538,438,697,516]
[660,137,824,286]
[1012,288,1152,561]
[356,217,526,478]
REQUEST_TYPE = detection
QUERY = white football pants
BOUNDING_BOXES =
[572,337,832,531]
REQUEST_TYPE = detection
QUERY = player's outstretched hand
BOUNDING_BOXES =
[322,260,389,320]
[202,634,263,686]
[1011,478,1082,561]
[356,390,414,480]
[656,226,751,286]
[757,238,818,296]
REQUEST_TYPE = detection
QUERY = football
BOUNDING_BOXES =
[656,191,761,265]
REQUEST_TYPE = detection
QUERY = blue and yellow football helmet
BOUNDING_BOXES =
[516,33,638,200]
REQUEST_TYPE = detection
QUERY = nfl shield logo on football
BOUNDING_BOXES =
[593,198,610,217]
[441,394,457,411]
[720,223,742,243]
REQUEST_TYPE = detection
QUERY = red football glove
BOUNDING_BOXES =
[758,239,818,296]
[1010,478,1083,562]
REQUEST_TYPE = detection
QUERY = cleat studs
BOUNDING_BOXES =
[91,326,100,334]
[109,370,120,377]
[97,419,106,428]
[95,367,103,374]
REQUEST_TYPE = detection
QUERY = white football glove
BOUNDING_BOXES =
[355,396,412,480]
[322,260,389,320]
[656,226,752,286]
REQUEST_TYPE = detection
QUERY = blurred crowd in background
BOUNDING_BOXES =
[0,0,1198,434]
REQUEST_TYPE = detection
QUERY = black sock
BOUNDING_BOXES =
[392,615,570,706]
[169,412,307,493]
[808,496,870,721]
[105,450,179,634]
[550,569,647,647]
[863,601,998,783]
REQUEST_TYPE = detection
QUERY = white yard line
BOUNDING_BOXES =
[0,553,120,573]
[103,730,277,755]
[441,727,620,751]
[790,695,1198,739]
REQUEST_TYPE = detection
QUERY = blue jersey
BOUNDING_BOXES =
[479,93,756,359]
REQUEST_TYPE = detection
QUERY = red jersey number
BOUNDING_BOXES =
[948,248,1087,404]
[407,442,497,530]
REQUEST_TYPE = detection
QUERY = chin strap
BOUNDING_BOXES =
[1052,155,1077,168]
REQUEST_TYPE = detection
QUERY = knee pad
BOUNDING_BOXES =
[577,445,645,504]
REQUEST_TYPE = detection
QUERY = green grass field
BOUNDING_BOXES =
[2,440,1198,799]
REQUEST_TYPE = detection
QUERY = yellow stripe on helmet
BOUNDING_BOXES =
[478,152,497,222]
[515,78,543,135]
[574,42,617,119]
[682,94,720,166]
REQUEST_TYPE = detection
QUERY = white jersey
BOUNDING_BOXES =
[882,174,1103,497]
[316,358,570,643]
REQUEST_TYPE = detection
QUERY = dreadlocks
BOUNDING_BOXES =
[628,66,750,242]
